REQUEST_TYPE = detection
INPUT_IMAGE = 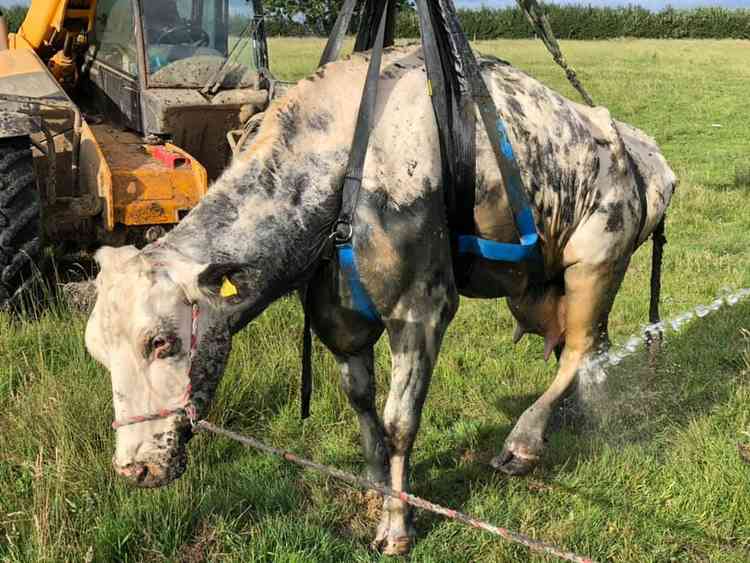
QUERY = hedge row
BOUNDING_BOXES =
[395,5,750,40]
[4,4,750,40]
[282,5,750,40]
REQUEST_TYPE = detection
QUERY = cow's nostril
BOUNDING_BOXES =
[136,464,149,483]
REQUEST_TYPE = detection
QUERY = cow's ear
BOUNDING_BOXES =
[197,263,256,306]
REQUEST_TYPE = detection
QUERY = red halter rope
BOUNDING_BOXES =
[111,302,201,429]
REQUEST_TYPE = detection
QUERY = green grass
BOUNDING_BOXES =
[2,39,750,562]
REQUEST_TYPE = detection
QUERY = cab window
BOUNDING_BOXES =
[143,0,258,89]
[91,0,139,76]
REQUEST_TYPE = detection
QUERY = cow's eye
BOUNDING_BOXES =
[150,334,180,359]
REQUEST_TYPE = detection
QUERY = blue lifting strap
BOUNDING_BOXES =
[337,244,380,322]
[457,118,540,264]
[458,208,539,263]
[414,0,541,267]
[330,0,391,324]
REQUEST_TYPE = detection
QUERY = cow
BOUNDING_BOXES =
[85,46,675,554]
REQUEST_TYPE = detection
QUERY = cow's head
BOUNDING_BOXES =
[86,246,247,487]
[507,284,567,361]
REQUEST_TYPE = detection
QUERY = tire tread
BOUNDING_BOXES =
[0,137,43,307]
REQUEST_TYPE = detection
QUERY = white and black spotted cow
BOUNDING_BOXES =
[85,46,675,554]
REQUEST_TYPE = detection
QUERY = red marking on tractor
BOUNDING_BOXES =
[148,146,189,169]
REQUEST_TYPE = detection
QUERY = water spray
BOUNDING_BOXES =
[579,287,750,384]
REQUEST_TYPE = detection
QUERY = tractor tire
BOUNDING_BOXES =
[0,136,43,310]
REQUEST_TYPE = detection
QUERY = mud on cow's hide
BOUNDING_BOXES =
[85,46,675,553]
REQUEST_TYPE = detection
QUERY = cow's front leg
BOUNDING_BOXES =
[493,262,624,475]
[373,298,456,555]
[336,349,389,485]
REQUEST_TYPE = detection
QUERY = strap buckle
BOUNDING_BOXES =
[332,221,353,245]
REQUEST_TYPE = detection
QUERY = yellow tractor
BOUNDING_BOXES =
[0,0,271,307]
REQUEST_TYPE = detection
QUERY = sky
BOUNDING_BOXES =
[1,0,748,8]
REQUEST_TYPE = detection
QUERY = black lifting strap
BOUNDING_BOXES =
[319,0,396,67]
[336,1,390,239]
[319,0,358,67]
[300,285,313,419]
[354,0,397,52]
[415,0,477,238]
[301,1,391,420]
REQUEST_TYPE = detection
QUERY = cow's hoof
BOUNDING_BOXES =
[379,536,413,556]
[371,517,415,556]
[490,448,540,476]
[738,443,750,465]
[371,534,413,556]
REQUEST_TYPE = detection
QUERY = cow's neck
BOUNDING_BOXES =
[162,143,345,321]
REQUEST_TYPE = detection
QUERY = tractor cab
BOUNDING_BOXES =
[86,0,269,179]
[91,0,266,87]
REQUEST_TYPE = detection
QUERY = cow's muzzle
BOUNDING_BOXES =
[113,453,187,488]
[112,434,189,488]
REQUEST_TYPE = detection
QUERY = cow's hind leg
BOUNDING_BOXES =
[493,261,626,475]
[373,296,457,555]
[336,349,389,485]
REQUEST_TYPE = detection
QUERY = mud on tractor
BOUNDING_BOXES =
[0,0,273,307]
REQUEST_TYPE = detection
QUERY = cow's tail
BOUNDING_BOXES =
[647,216,667,363]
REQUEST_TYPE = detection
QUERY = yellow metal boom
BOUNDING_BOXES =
[10,0,96,51]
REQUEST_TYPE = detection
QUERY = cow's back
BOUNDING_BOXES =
[473,58,667,270]
[254,46,674,272]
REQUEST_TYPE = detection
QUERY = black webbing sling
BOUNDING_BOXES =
[416,0,541,258]
[330,0,389,323]
[319,0,358,67]
[415,0,477,241]
[324,0,541,267]
[354,0,397,52]
[320,0,397,67]
[302,0,391,419]
[322,0,541,276]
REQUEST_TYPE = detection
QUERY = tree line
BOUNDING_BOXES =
[3,3,749,40]
[254,2,750,40]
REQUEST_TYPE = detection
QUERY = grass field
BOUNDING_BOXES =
[2,38,750,562]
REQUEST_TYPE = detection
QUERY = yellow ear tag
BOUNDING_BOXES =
[220,277,238,298]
